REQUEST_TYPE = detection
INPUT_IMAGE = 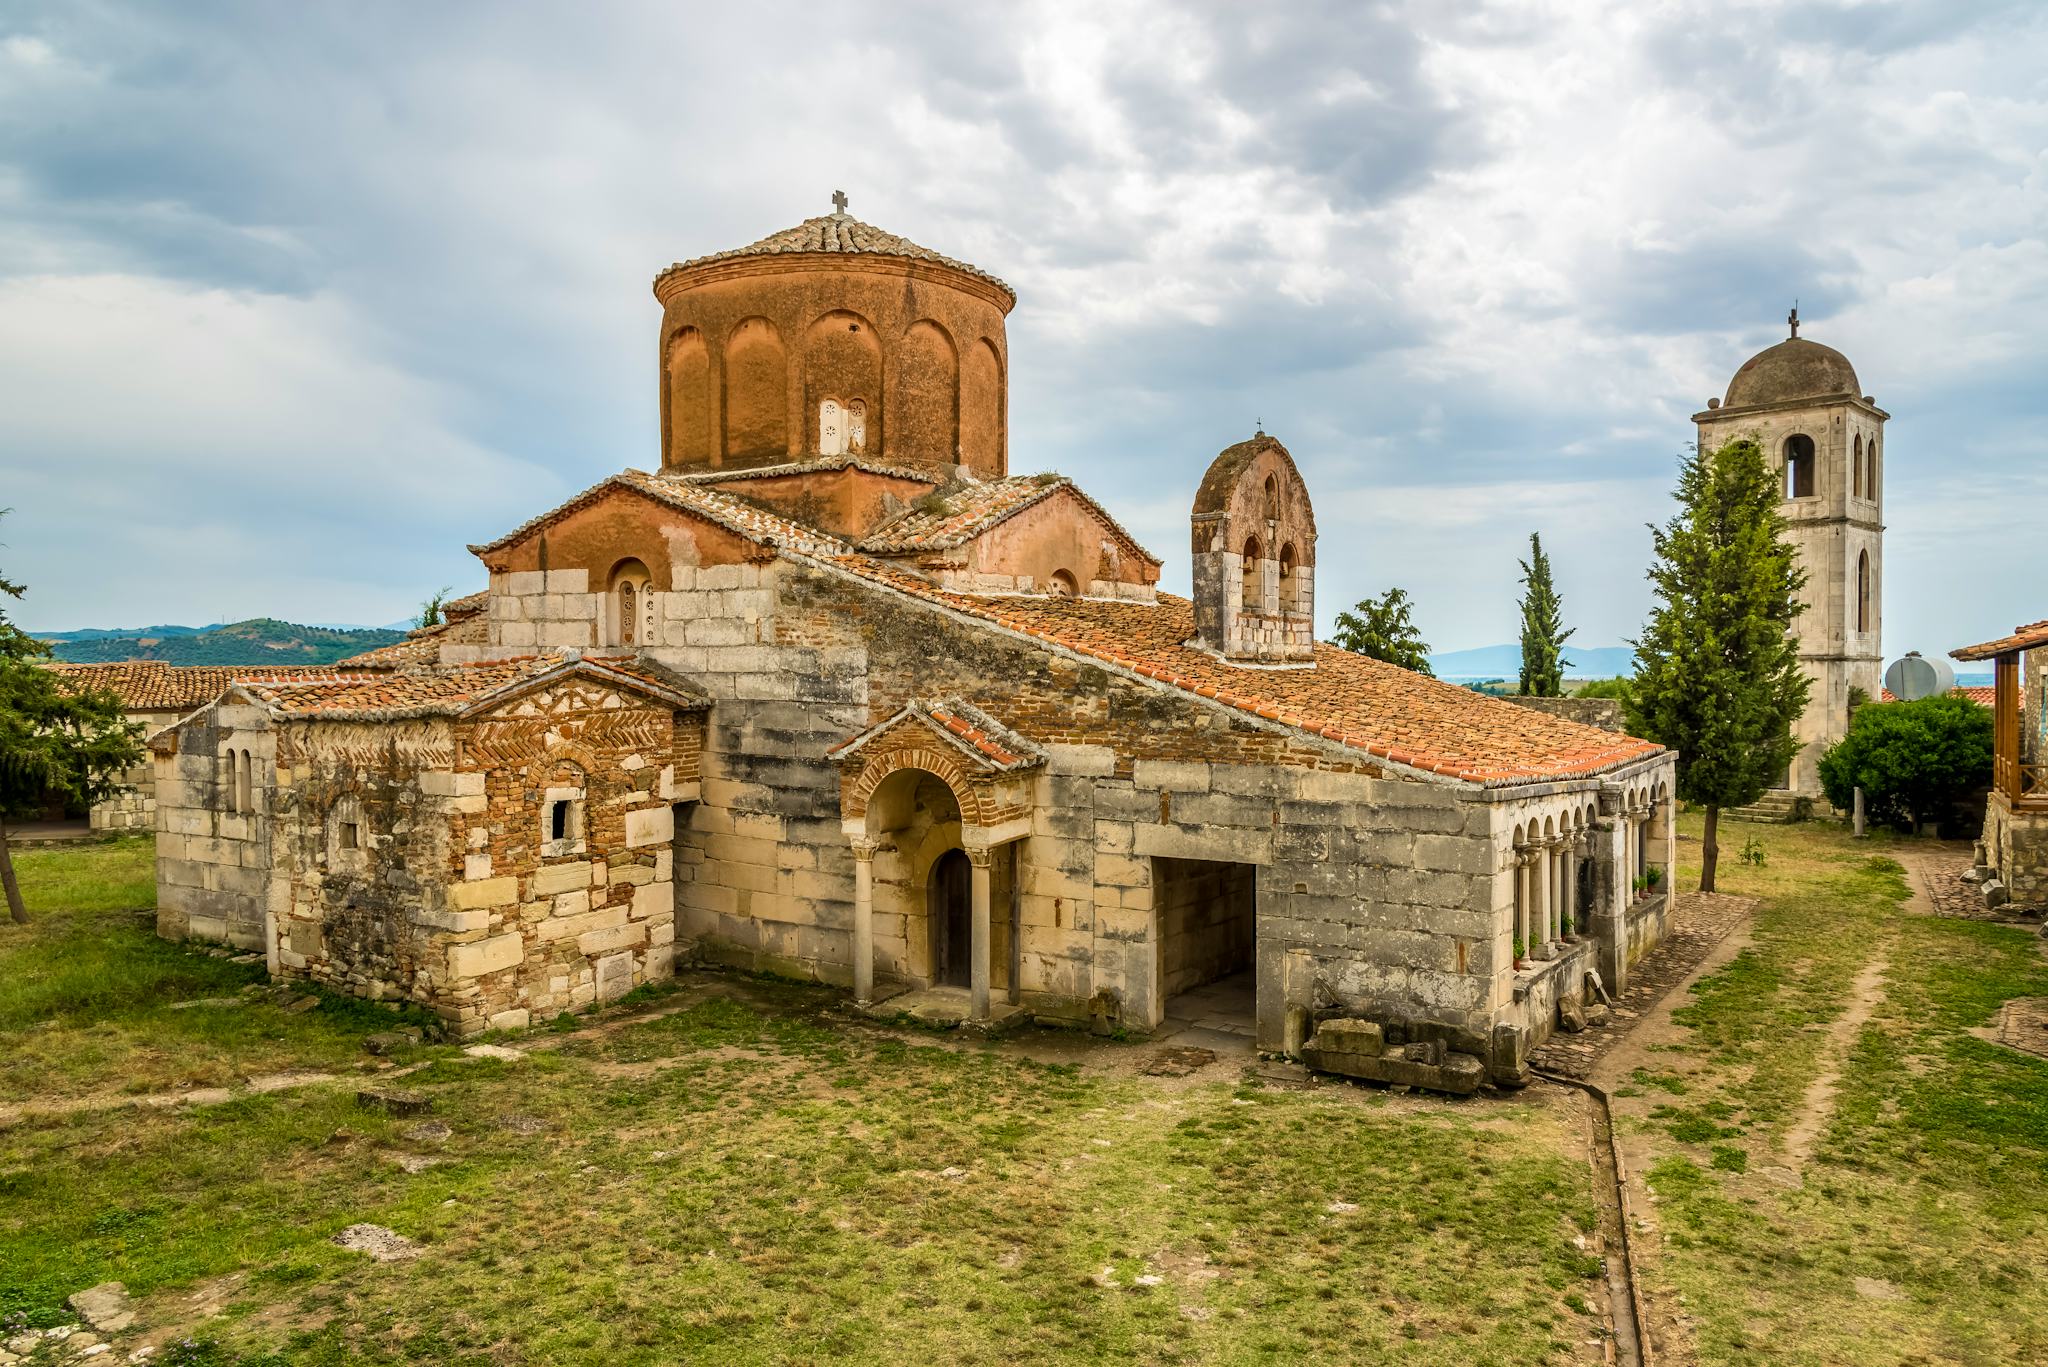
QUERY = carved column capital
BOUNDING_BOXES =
[963,844,994,869]
[849,836,881,863]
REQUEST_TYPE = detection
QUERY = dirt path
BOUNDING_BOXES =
[1781,941,1892,1169]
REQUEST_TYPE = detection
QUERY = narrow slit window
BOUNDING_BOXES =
[339,821,360,851]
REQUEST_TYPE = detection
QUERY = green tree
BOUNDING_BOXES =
[416,586,454,630]
[1575,675,1636,703]
[1818,694,1993,833]
[0,512,143,922]
[1628,439,1810,892]
[1332,588,1434,676]
[1516,532,1574,696]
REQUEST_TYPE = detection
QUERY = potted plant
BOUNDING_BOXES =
[1632,874,1648,900]
[1513,935,1526,969]
[1561,914,1576,942]
[1645,865,1663,894]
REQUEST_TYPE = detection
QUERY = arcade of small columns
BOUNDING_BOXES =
[1511,782,1670,964]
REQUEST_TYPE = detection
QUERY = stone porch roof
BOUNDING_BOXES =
[830,698,1045,772]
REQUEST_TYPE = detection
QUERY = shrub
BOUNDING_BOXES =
[1817,694,1993,833]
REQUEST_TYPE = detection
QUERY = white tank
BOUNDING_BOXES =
[1884,652,1954,702]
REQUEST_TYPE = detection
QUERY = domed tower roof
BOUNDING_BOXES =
[1723,336,1860,410]
[655,198,1014,308]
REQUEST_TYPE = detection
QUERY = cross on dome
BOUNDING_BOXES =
[1788,303,1800,338]
[831,189,848,214]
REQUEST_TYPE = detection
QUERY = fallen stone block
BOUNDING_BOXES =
[355,1087,432,1117]
[1559,996,1588,1034]
[363,1030,420,1057]
[65,1282,135,1333]
[1311,1018,1383,1057]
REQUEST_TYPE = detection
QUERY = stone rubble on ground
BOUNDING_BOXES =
[462,1044,525,1061]
[332,1223,421,1262]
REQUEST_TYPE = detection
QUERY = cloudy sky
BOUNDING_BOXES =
[1,1,2042,659]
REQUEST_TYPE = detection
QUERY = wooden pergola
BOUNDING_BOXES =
[1953,619,2048,811]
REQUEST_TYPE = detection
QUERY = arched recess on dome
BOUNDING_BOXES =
[960,337,1004,478]
[665,327,710,468]
[804,310,882,456]
[723,317,789,463]
[894,319,959,468]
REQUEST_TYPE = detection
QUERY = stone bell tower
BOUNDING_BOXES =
[1693,309,1888,795]
[1190,432,1317,664]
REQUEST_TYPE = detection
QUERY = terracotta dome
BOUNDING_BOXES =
[1724,337,1860,409]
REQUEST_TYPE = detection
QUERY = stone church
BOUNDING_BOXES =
[1694,312,1887,797]
[150,199,1677,1088]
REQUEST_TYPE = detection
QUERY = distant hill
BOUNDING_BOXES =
[1428,643,1638,681]
[42,617,407,666]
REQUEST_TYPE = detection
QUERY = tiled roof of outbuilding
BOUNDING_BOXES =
[1953,619,2048,663]
[656,209,1014,303]
[857,474,1159,565]
[809,556,1663,786]
[43,661,341,712]
[233,653,710,721]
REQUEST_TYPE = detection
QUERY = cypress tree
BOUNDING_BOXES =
[1628,439,1810,891]
[1516,532,1574,696]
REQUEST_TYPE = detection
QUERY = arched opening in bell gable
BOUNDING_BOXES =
[1240,536,1263,614]
[1278,543,1299,613]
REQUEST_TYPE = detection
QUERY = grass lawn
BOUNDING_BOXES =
[0,836,437,1105]
[1621,815,2048,1366]
[0,838,1606,1365]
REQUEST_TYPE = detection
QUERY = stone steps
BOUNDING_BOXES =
[1725,792,1809,824]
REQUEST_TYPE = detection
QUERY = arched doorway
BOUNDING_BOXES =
[929,848,972,988]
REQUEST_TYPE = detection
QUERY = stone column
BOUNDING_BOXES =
[1531,842,1555,961]
[850,837,878,1006]
[1514,848,1532,959]
[967,845,993,1021]
[1550,839,1566,944]
[1567,835,1586,939]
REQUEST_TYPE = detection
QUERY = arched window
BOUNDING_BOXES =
[1857,550,1870,632]
[239,749,253,814]
[608,558,653,648]
[223,751,238,813]
[1783,434,1816,499]
[1852,435,1863,498]
[1278,543,1298,613]
[1866,439,1878,503]
[1049,569,1078,599]
[1262,474,1279,522]
[1241,537,1263,613]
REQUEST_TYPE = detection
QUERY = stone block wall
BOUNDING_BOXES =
[1501,696,1625,733]
[152,699,275,951]
[1984,793,2048,909]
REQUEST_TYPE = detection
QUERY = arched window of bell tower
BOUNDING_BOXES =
[1852,435,1863,498]
[1856,550,1870,633]
[1783,434,1816,500]
[1241,536,1262,614]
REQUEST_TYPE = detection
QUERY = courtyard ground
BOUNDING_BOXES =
[1,836,1603,1367]
[1612,814,2048,1365]
[4,820,2046,1365]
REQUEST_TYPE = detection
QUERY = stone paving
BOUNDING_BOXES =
[1902,840,2043,925]
[1528,890,1758,1080]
